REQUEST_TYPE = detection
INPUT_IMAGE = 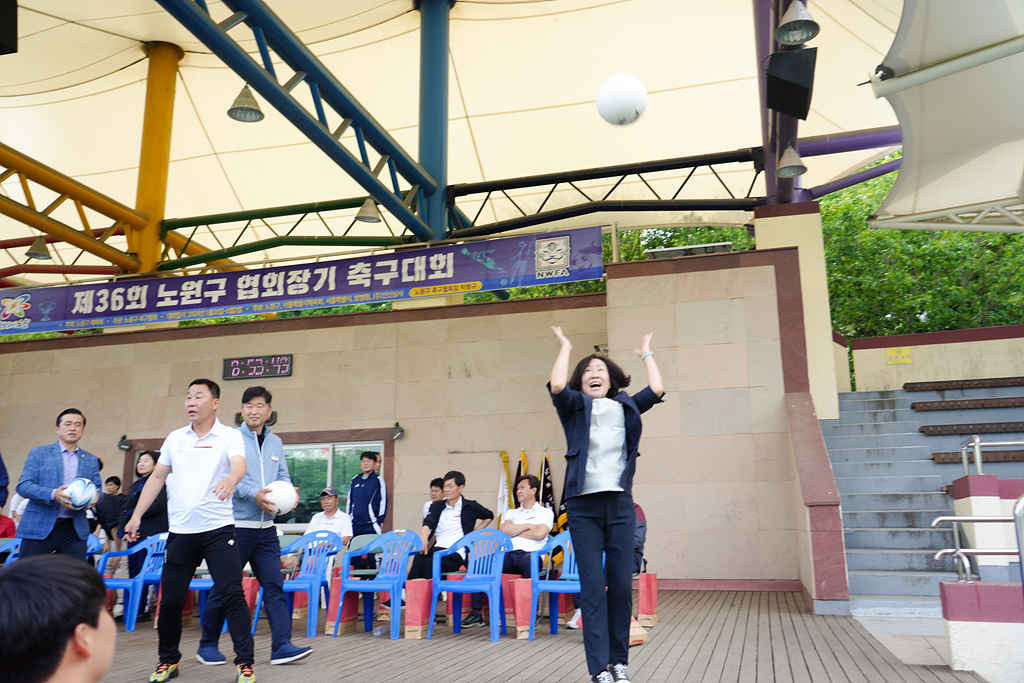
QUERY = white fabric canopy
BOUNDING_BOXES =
[871,0,1024,232]
[0,0,901,285]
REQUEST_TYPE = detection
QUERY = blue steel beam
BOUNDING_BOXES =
[809,158,901,200]
[418,0,450,241]
[156,0,433,241]
[223,0,437,195]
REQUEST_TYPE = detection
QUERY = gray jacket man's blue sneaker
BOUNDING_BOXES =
[196,647,226,666]
[270,645,313,665]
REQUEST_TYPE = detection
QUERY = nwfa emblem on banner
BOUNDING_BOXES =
[535,236,571,279]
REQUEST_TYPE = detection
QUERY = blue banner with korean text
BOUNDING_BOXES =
[0,226,603,335]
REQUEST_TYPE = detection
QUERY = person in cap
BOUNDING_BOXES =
[305,487,352,544]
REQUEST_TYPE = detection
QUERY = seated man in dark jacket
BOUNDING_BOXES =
[410,470,493,627]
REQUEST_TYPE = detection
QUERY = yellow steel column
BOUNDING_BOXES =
[133,41,184,272]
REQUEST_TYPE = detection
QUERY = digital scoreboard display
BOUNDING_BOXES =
[223,355,292,380]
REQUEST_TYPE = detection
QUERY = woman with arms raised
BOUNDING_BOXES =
[548,326,664,683]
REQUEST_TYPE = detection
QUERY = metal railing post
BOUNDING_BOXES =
[1015,495,1024,585]
[973,435,984,475]
[953,521,966,580]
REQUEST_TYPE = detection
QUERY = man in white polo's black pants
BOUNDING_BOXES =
[125,379,256,683]
[196,385,312,667]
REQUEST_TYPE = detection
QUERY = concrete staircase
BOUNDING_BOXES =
[823,382,1024,617]
[821,390,957,609]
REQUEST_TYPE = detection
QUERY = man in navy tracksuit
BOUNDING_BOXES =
[347,452,386,536]
[195,386,312,667]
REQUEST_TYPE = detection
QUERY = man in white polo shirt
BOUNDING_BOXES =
[125,379,256,683]
[500,474,554,577]
[305,487,352,543]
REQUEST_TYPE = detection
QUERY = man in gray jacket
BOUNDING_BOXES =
[195,387,312,666]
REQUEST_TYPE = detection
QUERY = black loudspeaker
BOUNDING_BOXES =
[0,0,16,56]
[767,47,816,120]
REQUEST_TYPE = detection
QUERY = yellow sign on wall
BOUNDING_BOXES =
[886,347,913,365]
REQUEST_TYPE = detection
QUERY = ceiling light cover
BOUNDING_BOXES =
[228,85,265,122]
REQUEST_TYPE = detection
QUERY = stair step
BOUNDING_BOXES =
[848,570,959,597]
[836,399,908,412]
[905,376,1024,392]
[932,449,1024,463]
[840,492,950,511]
[920,421,1024,436]
[823,421,922,437]
[843,510,951,529]
[828,408,917,425]
[847,549,957,572]
[826,446,931,463]
[835,475,943,494]
[840,390,904,400]
[832,461,935,478]
[912,396,1024,411]
[844,527,952,549]
[849,595,943,618]
[825,433,926,448]
[847,385,1024,402]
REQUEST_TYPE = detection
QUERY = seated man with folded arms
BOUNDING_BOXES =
[500,474,554,577]
[410,470,494,627]
[0,554,116,683]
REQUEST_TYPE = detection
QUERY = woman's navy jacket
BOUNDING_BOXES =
[548,382,663,500]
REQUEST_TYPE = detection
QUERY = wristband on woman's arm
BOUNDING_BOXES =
[640,351,654,361]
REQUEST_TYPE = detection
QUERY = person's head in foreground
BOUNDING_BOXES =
[0,554,115,683]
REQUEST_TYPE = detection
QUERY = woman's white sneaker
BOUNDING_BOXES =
[609,663,632,683]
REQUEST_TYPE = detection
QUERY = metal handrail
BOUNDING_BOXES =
[933,549,1019,582]
[958,435,1024,476]
[931,497,1024,584]
[932,516,1013,526]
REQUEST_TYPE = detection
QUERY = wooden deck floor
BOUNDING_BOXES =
[101,591,986,683]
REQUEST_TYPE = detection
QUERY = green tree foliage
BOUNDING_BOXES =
[820,156,1024,338]
[0,328,101,343]
[178,302,392,326]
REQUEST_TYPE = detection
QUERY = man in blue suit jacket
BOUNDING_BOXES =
[0,449,8,510]
[16,408,102,561]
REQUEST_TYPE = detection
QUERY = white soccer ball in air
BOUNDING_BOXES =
[65,478,98,510]
[265,480,298,516]
[596,73,648,126]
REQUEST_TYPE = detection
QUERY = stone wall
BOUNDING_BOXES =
[0,247,842,595]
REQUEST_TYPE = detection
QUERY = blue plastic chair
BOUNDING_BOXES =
[251,530,342,638]
[96,532,168,632]
[188,577,232,634]
[528,531,581,639]
[86,534,103,557]
[0,537,21,564]
[427,529,512,642]
[331,529,422,639]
